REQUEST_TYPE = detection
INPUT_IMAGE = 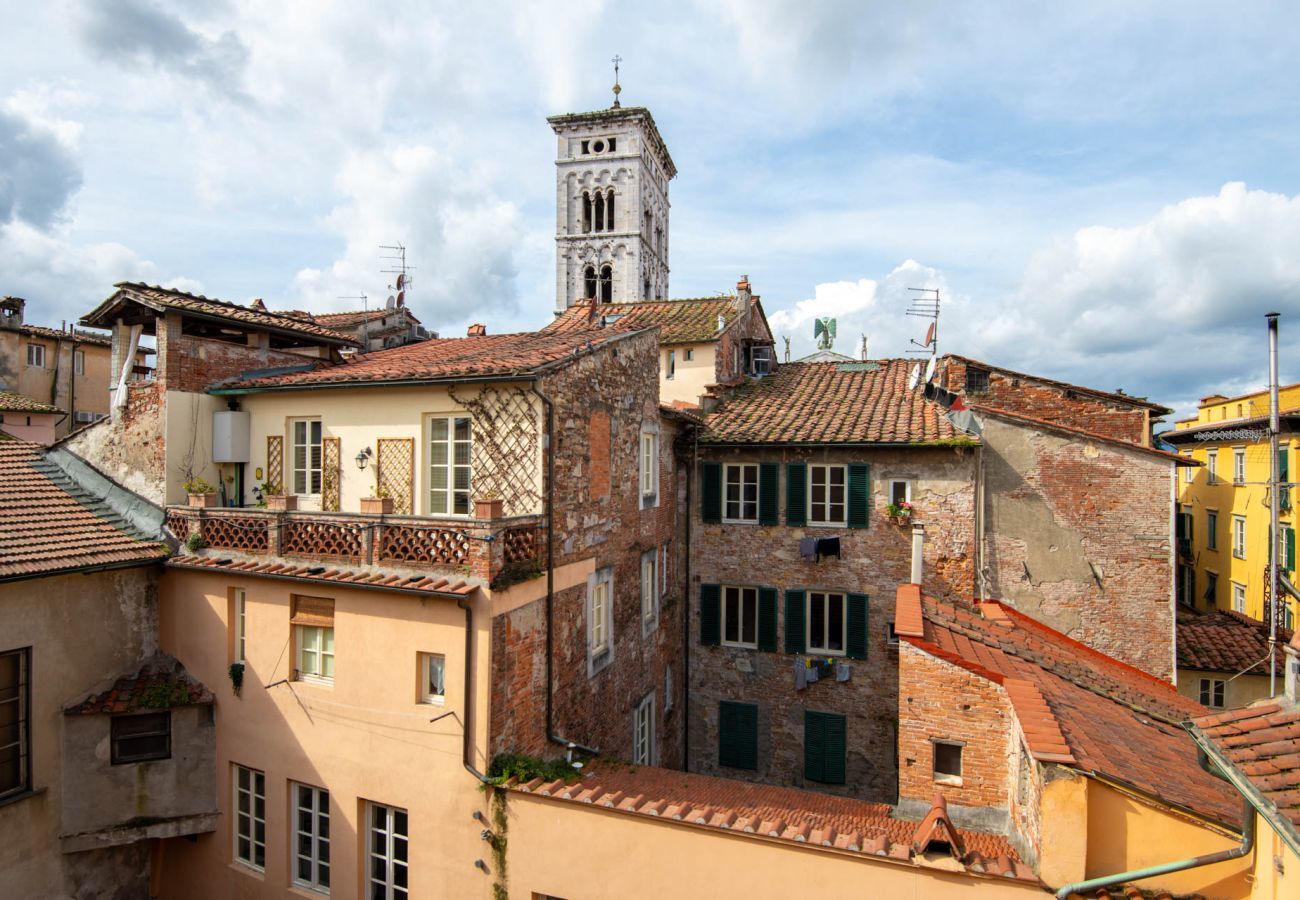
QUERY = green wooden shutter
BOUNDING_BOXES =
[822,713,847,784]
[701,461,722,524]
[784,589,806,654]
[719,701,758,770]
[1282,450,1291,510]
[700,583,721,646]
[847,463,870,529]
[759,463,780,526]
[1288,527,1296,572]
[786,463,807,526]
[758,587,778,651]
[803,710,825,782]
[846,593,869,659]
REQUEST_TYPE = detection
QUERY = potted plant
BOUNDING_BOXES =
[184,477,218,508]
[474,490,503,520]
[262,482,296,511]
[362,485,394,515]
[885,500,913,526]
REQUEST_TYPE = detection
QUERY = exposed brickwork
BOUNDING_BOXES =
[64,380,167,505]
[157,314,318,393]
[688,445,977,803]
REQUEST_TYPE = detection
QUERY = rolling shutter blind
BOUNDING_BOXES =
[290,596,334,628]
[847,463,870,529]
[758,463,780,526]
[701,462,722,524]
[786,463,807,526]
[700,583,721,646]
[846,593,869,659]
[805,710,846,784]
[757,587,778,652]
[719,701,758,770]
[784,589,806,654]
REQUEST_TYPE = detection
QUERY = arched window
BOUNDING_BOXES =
[606,189,615,231]
[599,265,613,304]
[582,192,592,234]
[584,266,598,300]
[593,192,605,233]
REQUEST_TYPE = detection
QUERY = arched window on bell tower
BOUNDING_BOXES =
[582,192,592,234]
[599,264,613,303]
[605,189,615,232]
[593,192,605,233]
[584,265,598,300]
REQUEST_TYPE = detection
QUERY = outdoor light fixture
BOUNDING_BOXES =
[355,446,373,470]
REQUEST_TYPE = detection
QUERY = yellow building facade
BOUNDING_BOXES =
[1167,384,1300,627]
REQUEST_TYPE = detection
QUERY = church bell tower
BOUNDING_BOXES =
[548,66,676,313]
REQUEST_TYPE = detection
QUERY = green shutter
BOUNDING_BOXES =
[784,589,806,654]
[847,463,870,529]
[700,583,721,646]
[701,461,722,524]
[786,463,807,526]
[759,463,780,526]
[1282,450,1291,510]
[1288,527,1296,572]
[758,587,778,651]
[719,701,758,770]
[822,713,847,784]
[803,711,846,784]
[846,593,869,659]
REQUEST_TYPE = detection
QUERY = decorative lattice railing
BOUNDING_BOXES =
[281,518,365,562]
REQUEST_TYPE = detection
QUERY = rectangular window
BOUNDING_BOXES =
[1204,571,1218,606]
[1183,453,1194,482]
[290,418,323,496]
[292,783,330,893]
[366,802,409,900]
[296,626,334,684]
[633,693,655,765]
[589,568,613,668]
[889,480,911,506]
[1178,565,1196,607]
[232,588,247,663]
[1232,516,1247,559]
[74,349,85,375]
[965,367,989,394]
[1233,448,1246,484]
[724,463,759,523]
[419,653,445,704]
[719,701,758,770]
[25,344,44,368]
[722,585,758,648]
[428,416,472,516]
[1207,511,1218,550]
[0,648,30,799]
[640,550,658,633]
[804,710,847,784]
[110,712,171,764]
[684,348,694,361]
[1198,678,1226,709]
[233,764,266,870]
[808,465,847,526]
[640,431,659,506]
[933,740,964,785]
[1232,582,1246,613]
[1207,450,1218,484]
[807,591,847,655]
[665,350,675,379]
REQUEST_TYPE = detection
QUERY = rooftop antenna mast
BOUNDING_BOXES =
[380,242,415,295]
[338,294,368,350]
[907,288,941,356]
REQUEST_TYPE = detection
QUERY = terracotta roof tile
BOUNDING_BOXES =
[1177,606,1291,677]
[545,297,743,344]
[1192,701,1300,836]
[0,389,61,414]
[700,360,974,445]
[67,653,213,715]
[166,554,477,596]
[13,323,144,351]
[0,441,167,580]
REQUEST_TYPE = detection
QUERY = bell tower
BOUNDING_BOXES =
[548,66,676,313]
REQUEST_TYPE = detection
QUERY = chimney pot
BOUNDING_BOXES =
[467,323,487,337]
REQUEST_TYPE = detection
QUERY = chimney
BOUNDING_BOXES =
[734,275,752,312]
[249,298,266,311]
[466,323,487,337]
[911,524,925,587]
[0,296,25,329]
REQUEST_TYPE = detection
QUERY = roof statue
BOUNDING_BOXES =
[814,317,836,351]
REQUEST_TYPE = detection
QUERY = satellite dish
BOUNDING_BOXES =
[924,322,936,346]
[907,364,921,390]
[395,273,407,290]
[924,356,937,384]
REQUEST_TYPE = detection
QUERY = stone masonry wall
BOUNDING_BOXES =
[688,444,977,804]
[981,416,1175,679]
[63,381,167,505]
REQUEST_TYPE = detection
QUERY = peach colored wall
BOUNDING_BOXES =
[0,411,59,444]
[155,568,498,899]
[1249,810,1300,900]
[660,342,714,406]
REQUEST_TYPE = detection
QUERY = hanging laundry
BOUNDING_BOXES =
[799,537,817,561]
[836,662,851,682]
[806,663,819,684]
[816,536,841,561]
[794,658,808,691]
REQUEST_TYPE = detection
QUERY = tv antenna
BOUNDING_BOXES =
[380,243,416,305]
[338,293,368,350]
[907,288,940,356]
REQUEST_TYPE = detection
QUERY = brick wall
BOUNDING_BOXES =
[981,416,1175,679]
[155,312,324,393]
[714,295,773,385]
[687,445,977,803]
[63,381,167,504]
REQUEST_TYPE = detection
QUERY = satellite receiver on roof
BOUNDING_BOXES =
[907,363,921,390]
[924,355,937,384]
[814,317,837,351]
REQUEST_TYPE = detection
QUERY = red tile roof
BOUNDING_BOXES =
[506,762,1034,881]
[0,441,167,581]
[214,328,639,391]
[896,590,1240,826]
[700,360,974,445]
[1190,701,1300,842]
[167,553,477,596]
[545,297,747,344]
[0,389,61,414]
[67,653,213,715]
[275,307,424,328]
[13,323,145,350]
[1177,607,1292,677]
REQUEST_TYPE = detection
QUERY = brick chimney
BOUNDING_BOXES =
[467,323,487,337]
[734,276,752,312]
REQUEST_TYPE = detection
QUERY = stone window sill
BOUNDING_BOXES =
[0,786,47,811]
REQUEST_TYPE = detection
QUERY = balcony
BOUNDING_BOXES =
[165,506,543,587]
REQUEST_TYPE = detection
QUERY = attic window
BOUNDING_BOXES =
[932,739,963,785]
[111,712,172,764]
[965,367,990,395]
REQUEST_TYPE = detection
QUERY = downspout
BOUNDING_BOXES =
[1053,796,1254,900]
[458,597,489,783]
[682,425,695,770]
[975,443,988,601]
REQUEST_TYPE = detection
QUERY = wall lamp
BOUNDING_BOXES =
[355,446,373,470]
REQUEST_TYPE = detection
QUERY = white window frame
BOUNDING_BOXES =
[808,464,847,526]
[73,349,85,376]
[807,590,848,656]
[665,349,675,380]
[289,418,323,496]
[588,567,614,674]
[1178,565,1196,607]
[633,693,655,765]
[233,588,247,663]
[640,550,658,634]
[419,653,445,705]
[684,348,694,361]
[291,782,330,893]
[1198,678,1226,709]
[25,343,44,368]
[1206,510,1218,551]
[1232,516,1247,559]
[296,624,334,685]
[1233,447,1246,484]
[233,764,266,871]
[639,430,659,508]
[1207,450,1218,485]
[889,479,911,506]
[365,801,409,900]
[932,739,964,786]
[722,585,759,649]
[1183,453,1194,483]
[428,415,472,517]
[723,463,759,523]
[1232,581,1246,613]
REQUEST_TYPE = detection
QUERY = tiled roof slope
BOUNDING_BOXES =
[507,762,1033,880]
[1177,607,1292,677]
[275,307,423,327]
[0,441,166,580]
[216,328,637,391]
[700,360,972,445]
[545,297,742,344]
[1191,702,1300,842]
[167,554,477,596]
[67,653,213,715]
[0,389,61,414]
[81,283,357,345]
[902,594,1239,826]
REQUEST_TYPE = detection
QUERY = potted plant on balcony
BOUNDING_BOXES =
[362,484,394,515]
[184,477,218,508]
[884,500,913,526]
[474,490,503,520]
[262,482,296,511]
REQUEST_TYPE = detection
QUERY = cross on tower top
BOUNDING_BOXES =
[611,55,623,108]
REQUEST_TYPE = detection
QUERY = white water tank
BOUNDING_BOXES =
[213,410,251,463]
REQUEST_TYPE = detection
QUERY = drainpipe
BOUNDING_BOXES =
[1268,312,1280,697]
[458,597,489,783]
[1053,796,1254,900]
[682,427,695,770]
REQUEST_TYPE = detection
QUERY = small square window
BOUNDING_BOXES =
[1198,678,1226,708]
[26,344,45,368]
[933,740,963,785]
[684,349,694,361]
[419,653,445,704]
[965,367,989,394]
[889,480,911,507]
[111,712,171,764]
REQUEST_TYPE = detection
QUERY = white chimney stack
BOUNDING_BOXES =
[911,524,925,587]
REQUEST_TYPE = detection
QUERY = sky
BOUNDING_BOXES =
[3,1,1300,421]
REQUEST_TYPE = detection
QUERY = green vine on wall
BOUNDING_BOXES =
[491,788,509,900]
